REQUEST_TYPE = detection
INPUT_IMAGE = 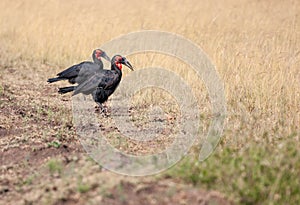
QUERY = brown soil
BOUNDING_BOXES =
[0,58,233,205]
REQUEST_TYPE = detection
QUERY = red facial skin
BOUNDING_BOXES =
[95,50,102,60]
[115,56,123,70]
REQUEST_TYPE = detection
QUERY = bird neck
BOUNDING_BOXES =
[93,55,103,66]
[111,63,123,73]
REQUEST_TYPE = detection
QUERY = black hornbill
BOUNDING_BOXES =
[47,49,110,84]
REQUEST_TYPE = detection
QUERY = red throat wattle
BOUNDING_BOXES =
[116,62,122,70]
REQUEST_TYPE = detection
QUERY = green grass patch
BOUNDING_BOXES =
[47,141,61,148]
[77,183,91,193]
[47,159,63,175]
[166,138,300,205]
[23,175,35,186]
[0,84,3,95]
[77,176,91,193]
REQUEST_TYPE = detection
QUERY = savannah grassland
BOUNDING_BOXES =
[0,0,299,204]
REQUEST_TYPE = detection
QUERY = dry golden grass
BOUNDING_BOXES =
[1,0,299,147]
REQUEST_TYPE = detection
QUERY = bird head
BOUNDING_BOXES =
[93,49,111,62]
[112,55,134,71]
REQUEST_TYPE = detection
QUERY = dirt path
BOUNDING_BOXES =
[0,61,233,204]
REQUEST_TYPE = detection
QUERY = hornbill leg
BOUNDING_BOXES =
[95,103,107,114]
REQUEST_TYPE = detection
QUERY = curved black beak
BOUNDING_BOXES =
[101,52,111,62]
[121,57,134,71]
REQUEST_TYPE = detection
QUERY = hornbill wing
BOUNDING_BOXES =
[97,70,120,90]
[75,63,102,84]
[57,61,91,78]
[72,72,106,95]
[72,71,119,96]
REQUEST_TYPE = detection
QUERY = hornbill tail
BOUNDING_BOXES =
[58,86,75,94]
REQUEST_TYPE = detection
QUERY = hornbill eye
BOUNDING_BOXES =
[121,57,133,70]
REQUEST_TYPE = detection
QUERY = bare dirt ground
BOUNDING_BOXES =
[0,57,233,204]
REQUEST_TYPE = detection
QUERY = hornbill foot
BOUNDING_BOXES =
[95,103,108,114]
